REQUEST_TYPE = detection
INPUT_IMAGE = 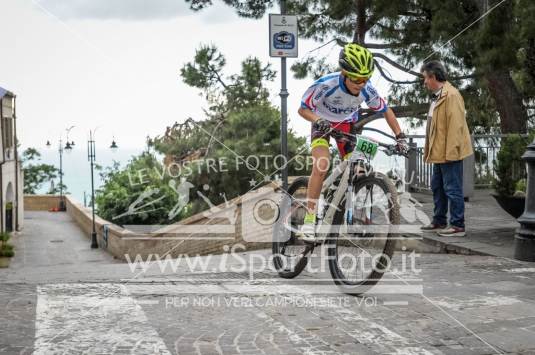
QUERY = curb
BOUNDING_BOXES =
[399,233,491,256]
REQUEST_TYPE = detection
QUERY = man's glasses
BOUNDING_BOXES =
[347,76,368,85]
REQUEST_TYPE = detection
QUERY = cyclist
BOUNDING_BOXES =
[296,43,408,242]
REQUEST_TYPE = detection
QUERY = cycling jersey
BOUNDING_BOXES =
[300,72,388,123]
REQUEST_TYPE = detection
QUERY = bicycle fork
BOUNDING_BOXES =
[345,160,360,225]
[345,184,354,225]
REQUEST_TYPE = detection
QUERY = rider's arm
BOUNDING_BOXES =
[298,107,322,124]
[300,81,328,124]
[383,108,402,138]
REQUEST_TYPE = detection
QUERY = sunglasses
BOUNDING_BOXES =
[346,76,368,85]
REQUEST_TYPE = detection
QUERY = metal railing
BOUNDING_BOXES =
[405,134,530,194]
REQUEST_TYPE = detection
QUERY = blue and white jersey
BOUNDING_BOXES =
[300,72,388,123]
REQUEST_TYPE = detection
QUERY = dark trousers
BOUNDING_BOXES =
[431,160,465,228]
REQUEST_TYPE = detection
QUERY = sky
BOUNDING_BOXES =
[1,0,410,152]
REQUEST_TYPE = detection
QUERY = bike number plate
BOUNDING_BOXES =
[355,137,379,159]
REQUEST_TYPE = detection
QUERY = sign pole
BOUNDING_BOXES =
[269,2,297,192]
[280,2,288,191]
[280,0,288,191]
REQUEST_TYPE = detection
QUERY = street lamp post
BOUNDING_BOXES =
[88,129,118,249]
[47,126,75,211]
[57,139,64,210]
[88,130,98,248]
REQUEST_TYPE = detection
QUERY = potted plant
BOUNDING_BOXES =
[492,134,533,219]
[0,232,14,268]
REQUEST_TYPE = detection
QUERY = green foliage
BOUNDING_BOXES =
[516,178,527,193]
[179,44,276,116]
[0,249,14,258]
[22,148,61,194]
[181,44,226,91]
[149,45,309,218]
[185,0,276,19]
[0,232,10,243]
[514,0,535,108]
[182,104,308,215]
[0,232,14,258]
[152,44,280,162]
[226,57,277,110]
[95,153,189,226]
[493,133,534,196]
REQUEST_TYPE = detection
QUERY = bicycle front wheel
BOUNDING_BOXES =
[272,177,313,279]
[327,172,400,295]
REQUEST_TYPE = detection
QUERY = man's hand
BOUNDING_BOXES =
[313,118,331,134]
[395,132,409,156]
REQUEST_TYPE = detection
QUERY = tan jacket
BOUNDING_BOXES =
[424,81,474,163]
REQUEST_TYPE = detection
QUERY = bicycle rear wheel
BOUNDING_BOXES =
[272,177,314,279]
[327,172,400,295]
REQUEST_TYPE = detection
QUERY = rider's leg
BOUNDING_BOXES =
[297,141,330,241]
[306,141,331,216]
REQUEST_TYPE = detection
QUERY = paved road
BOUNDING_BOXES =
[1,212,535,354]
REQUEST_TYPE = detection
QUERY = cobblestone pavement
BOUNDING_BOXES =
[2,251,535,354]
[2,212,535,354]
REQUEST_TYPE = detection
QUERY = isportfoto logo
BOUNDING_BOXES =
[124,243,423,295]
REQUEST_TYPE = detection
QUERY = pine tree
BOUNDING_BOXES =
[185,0,532,133]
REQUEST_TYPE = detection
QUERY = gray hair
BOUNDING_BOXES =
[420,60,447,82]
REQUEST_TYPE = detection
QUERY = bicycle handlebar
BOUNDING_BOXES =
[327,128,410,158]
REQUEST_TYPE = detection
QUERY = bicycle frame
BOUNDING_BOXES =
[316,160,350,240]
[313,130,400,242]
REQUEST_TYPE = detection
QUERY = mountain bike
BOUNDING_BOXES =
[272,127,408,295]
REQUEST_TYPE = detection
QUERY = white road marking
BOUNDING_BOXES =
[34,284,171,355]
[431,295,522,311]
[504,267,535,273]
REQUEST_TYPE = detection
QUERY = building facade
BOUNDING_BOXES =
[0,87,23,232]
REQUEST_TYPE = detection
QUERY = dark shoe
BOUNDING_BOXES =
[420,223,447,231]
[437,226,466,237]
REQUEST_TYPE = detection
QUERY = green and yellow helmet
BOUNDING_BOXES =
[339,43,374,79]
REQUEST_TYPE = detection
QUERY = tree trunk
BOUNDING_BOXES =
[353,0,366,44]
[485,69,528,133]
[526,38,535,87]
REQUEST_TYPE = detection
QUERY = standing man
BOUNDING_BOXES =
[420,61,473,237]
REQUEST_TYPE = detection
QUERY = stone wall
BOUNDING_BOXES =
[24,195,62,211]
[63,185,279,261]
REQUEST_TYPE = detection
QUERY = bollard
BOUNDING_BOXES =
[514,138,535,262]
[405,139,417,192]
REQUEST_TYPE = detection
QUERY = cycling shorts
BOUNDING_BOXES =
[310,121,357,159]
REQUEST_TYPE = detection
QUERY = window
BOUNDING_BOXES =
[2,117,13,149]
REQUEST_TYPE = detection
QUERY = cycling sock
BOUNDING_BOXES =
[304,212,316,225]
